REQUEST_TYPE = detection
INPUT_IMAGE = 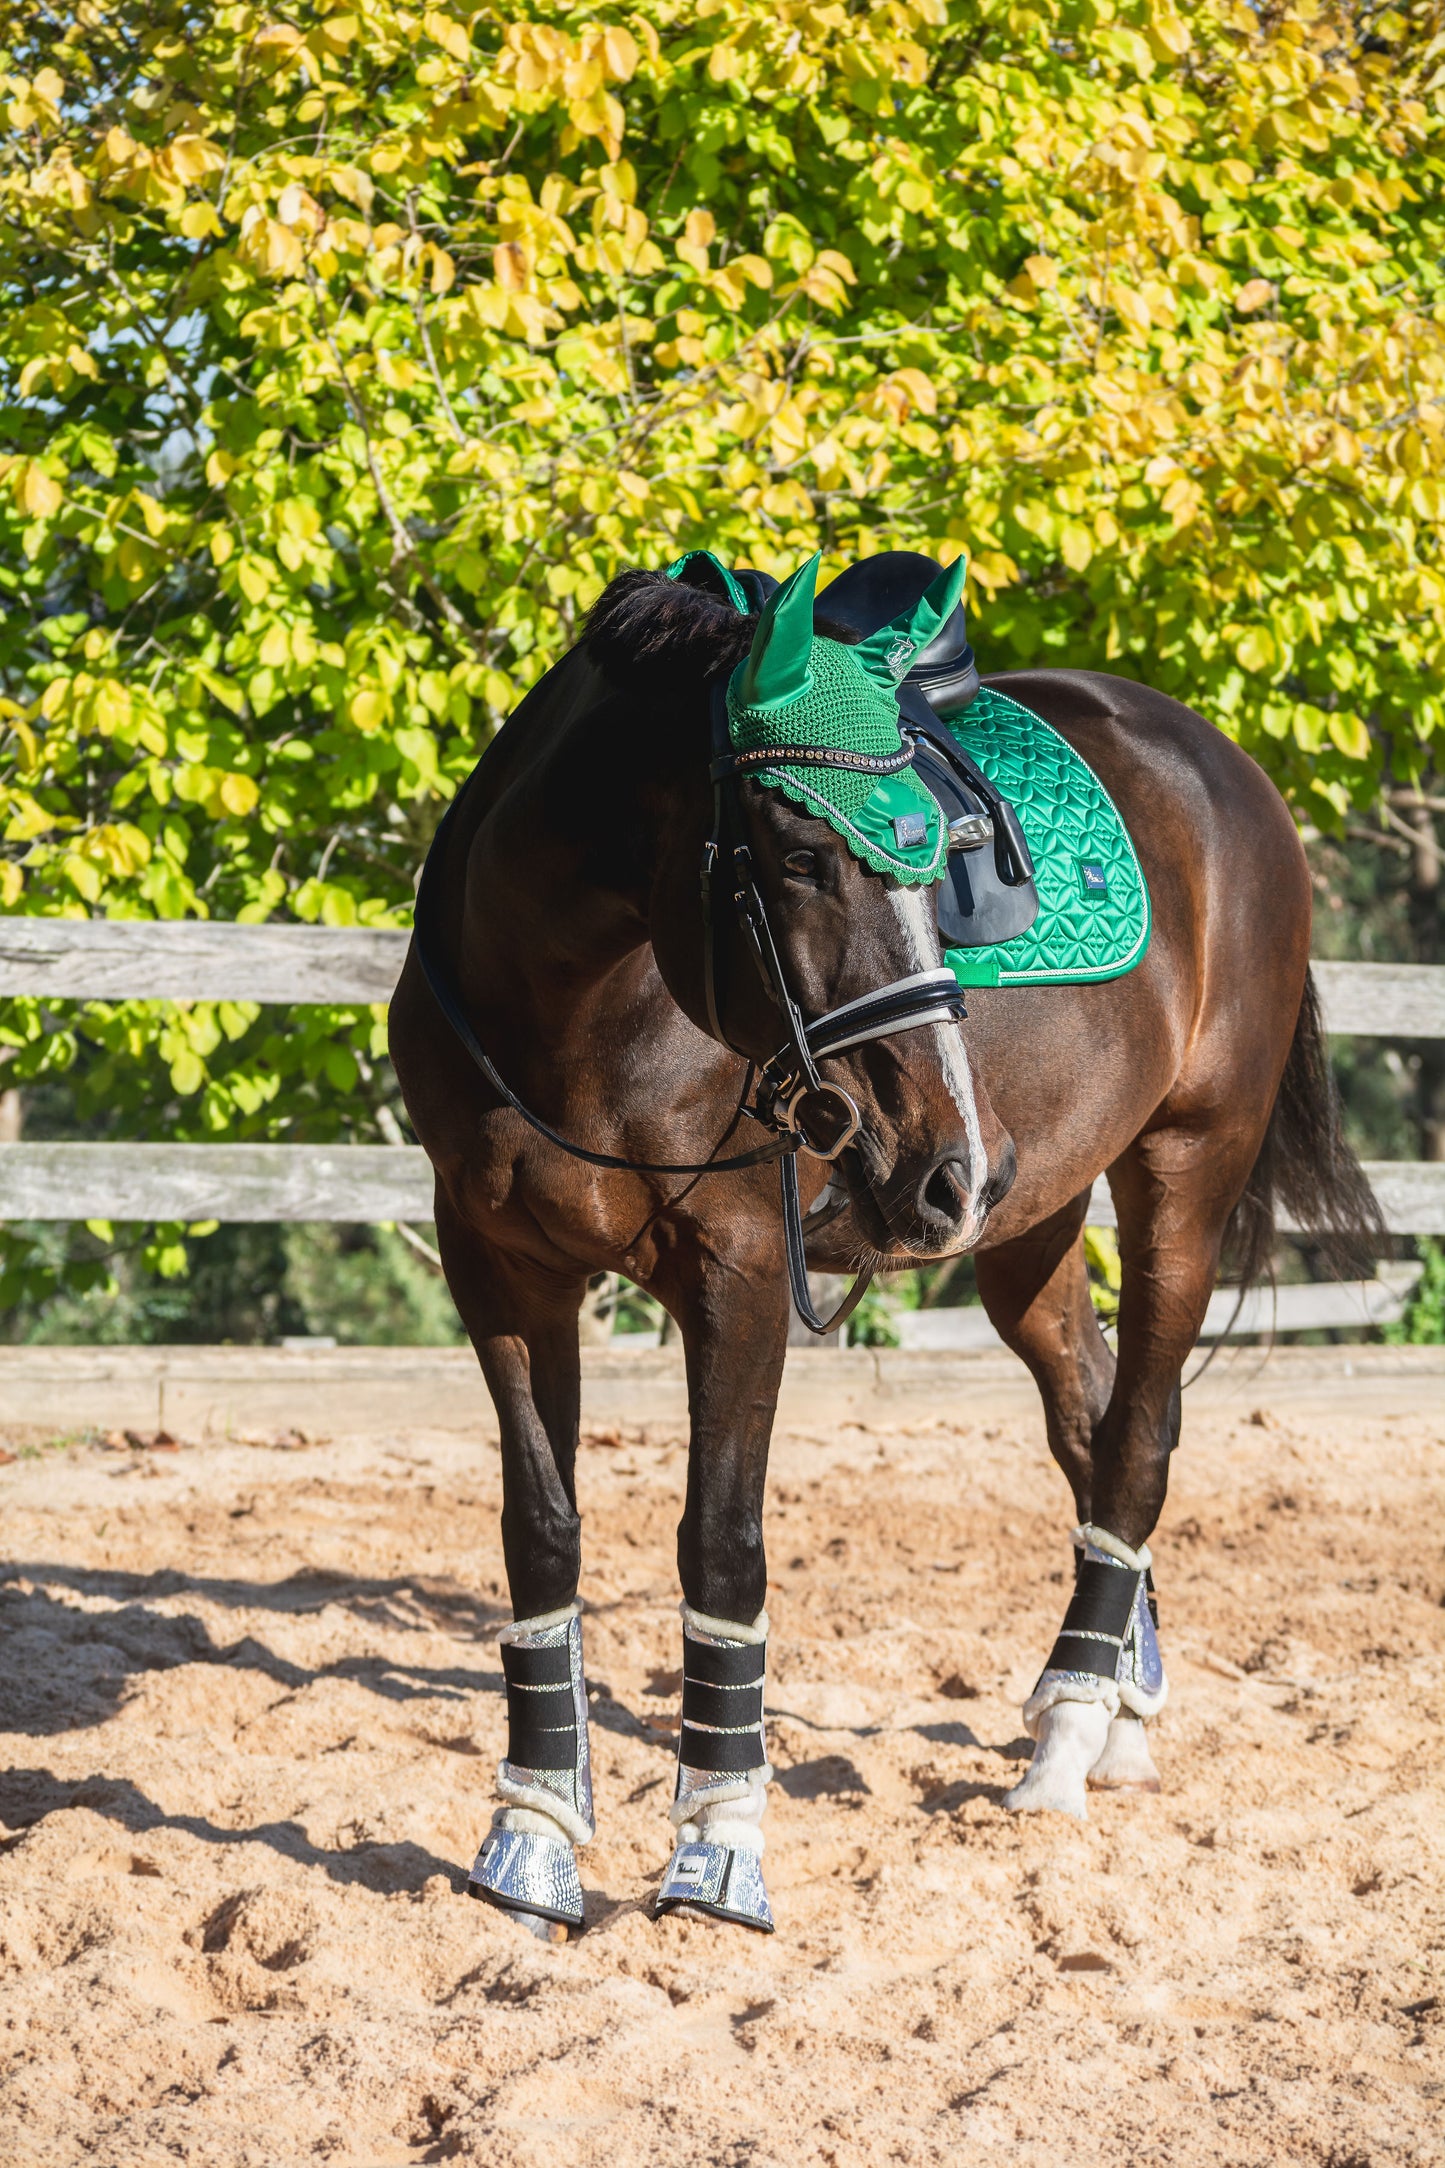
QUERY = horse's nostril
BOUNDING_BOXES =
[922,1157,969,1227]
[986,1140,1018,1210]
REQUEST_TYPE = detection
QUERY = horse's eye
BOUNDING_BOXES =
[783,850,818,879]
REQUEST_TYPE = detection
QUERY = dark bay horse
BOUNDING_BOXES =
[390,557,1377,1936]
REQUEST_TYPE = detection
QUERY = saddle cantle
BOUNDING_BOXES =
[816,549,980,717]
[817,553,1039,950]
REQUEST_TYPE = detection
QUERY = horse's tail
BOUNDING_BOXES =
[1223,969,1385,1288]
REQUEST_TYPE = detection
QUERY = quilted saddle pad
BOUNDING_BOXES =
[941,685,1150,989]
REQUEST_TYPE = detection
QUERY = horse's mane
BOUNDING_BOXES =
[585,569,754,696]
[585,567,859,699]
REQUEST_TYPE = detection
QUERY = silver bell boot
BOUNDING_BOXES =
[1005,1526,1167,1819]
[467,1603,593,1933]
[656,1605,774,1933]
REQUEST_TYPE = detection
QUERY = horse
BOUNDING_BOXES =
[389,550,1378,1938]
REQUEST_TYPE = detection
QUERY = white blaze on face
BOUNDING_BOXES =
[888,884,990,1235]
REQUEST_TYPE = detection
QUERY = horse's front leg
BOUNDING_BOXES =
[434,1194,595,1940]
[650,1231,791,1932]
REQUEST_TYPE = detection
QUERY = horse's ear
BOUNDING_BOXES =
[733,551,820,712]
[854,555,968,689]
[664,549,749,615]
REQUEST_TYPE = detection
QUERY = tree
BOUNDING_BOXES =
[2,0,1443,1305]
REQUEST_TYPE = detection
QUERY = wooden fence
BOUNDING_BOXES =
[0,926,1441,1235]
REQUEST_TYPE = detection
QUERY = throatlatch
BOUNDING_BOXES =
[656,1607,775,1933]
[1024,1525,1167,1736]
[468,1606,594,1932]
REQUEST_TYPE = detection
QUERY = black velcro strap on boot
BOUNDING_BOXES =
[1043,1558,1141,1679]
[505,1681,577,1769]
[1060,1558,1140,1641]
[500,1643,577,1770]
[682,1678,764,1731]
[682,1637,766,1688]
[1047,1634,1125,1678]
[501,1641,573,1689]
[680,1722,766,1774]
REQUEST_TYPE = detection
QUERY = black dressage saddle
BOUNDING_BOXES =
[715,551,1039,950]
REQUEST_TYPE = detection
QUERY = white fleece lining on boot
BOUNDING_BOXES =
[680,1602,769,1644]
[495,1600,592,1846]
[499,1600,582,1643]
[1075,1523,1152,1574]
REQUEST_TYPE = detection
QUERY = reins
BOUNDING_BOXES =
[412,665,971,1338]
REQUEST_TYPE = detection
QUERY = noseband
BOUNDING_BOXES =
[413,669,970,1337]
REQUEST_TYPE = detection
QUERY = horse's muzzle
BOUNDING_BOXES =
[911,1136,1017,1254]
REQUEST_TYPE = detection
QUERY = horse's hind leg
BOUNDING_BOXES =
[998,1126,1247,1816]
[974,1198,1150,1805]
[433,1196,593,1940]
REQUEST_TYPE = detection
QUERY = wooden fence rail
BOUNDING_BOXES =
[2,925,1444,1037]
[0,932,1440,1233]
[0,1142,1438,1233]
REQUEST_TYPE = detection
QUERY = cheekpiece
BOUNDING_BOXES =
[656,1616,775,1932]
[468,1824,584,1930]
[1029,1536,1166,1722]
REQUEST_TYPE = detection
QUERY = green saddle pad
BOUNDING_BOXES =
[942,685,1150,988]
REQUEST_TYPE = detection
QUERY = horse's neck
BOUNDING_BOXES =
[460,678,702,1034]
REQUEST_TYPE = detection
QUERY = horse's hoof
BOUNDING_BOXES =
[466,1826,583,1935]
[1003,1698,1112,1819]
[655,1841,774,1932]
[1087,1712,1162,1792]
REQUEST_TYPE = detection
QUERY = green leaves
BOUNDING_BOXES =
[1,0,1442,1296]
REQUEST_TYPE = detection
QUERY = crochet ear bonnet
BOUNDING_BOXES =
[666,548,965,884]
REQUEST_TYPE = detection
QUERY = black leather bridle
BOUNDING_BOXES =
[412,667,978,1338]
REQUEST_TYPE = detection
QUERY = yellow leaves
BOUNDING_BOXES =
[969,551,1020,594]
[1327,709,1372,761]
[173,766,260,820]
[327,164,375,216]
[1235,627,1277,674]
[254,24,306,73]
[878,369,937,420]
[1111,284,1152,336]
[158,135,225,187]
[792,250,855,313]
[1023,254,1058,289]
[11,460,63,520]
[6,66,64,132]
[676,208,716,273]
[1236,279,1276,312]
[422,11,472,64]
[239,208,306,280]
[348,688,389,733]
[180,201,224,240]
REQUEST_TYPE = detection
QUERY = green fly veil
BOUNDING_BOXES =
[716,551,966,884]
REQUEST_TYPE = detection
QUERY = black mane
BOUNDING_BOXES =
[585,569,753,694]
[585,567,860,698]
